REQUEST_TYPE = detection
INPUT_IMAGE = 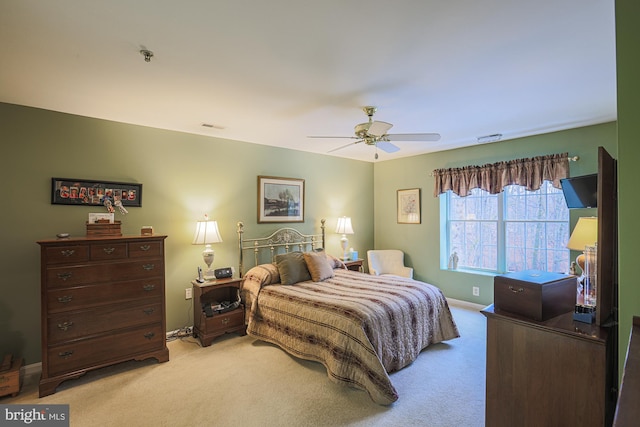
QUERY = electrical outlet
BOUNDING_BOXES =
[185,288,192,299]
[472,286,480,297]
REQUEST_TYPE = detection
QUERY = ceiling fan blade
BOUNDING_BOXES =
[367,120,393,136]
[376,141,401,153]
[327,140,363,153]
[385,133,441,142]
[308,135,358,139]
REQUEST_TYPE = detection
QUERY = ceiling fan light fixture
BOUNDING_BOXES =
[477,133,502,144]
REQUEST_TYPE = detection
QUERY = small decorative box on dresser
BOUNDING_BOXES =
[37,235,169,397]
[192,277,245,347]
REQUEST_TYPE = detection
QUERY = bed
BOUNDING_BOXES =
[237,220,460,405]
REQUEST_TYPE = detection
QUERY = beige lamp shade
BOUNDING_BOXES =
[567,216,597,274]
[567,217,598,251]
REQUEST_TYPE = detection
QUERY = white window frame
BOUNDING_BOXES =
[440,182,570,274]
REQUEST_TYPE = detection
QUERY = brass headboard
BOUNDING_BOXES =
[237,219,326,277]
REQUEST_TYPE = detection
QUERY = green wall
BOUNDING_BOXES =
[374,122,616,305]
[0,102,374,364]
[616,0,640,375]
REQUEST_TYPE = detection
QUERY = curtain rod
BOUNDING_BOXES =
[430,155,579,177]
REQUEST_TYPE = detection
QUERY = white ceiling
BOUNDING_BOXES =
[0,0,617,162]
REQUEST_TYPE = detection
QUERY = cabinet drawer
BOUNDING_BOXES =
[90,243,127,260]
[128,241,163,258]
[203,308,244,333]
[46,278,163,313]
[46,324,165,377]
[48,301,162,343]
[46,259,163,288]
[44,245,90,265]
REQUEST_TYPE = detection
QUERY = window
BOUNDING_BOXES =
[441,181,570,274]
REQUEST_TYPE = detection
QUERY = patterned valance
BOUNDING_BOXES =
[432,152,570,197]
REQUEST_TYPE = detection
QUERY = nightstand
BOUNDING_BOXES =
[192,277,246,347]
[343,259,364,272]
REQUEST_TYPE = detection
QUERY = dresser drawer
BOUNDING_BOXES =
[48,301,162,343]
[44,245,90,265]
[128,241,163,258]
[90,243,127,260]
[46,324,165,377]
[46,259,163,288]
[46,278,163,313]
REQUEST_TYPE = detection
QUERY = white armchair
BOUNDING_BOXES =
[367,249,413,279]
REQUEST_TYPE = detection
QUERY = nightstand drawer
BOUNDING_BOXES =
[204,308,244,333]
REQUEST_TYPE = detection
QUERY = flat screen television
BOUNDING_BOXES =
[560,173,598,208]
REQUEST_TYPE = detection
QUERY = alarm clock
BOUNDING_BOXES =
[214,267,233,279]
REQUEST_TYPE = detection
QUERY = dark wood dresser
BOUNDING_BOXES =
[37,235,169,397]
[482,304,617,427]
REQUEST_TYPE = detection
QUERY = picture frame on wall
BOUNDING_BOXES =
[258,176,304,223]
[51,177,143,207]
[397,188,421,224]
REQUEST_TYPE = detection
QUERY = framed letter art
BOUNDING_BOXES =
[397,188,421,224]
[51,178,142,207]
[258,176,304,223]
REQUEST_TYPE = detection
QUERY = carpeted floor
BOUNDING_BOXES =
[3,300,486,427]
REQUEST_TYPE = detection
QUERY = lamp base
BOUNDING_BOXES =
[203,269,215,280]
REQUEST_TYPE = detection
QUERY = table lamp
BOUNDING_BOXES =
[335,216,354,261]
[566,216,598,277]
[192,214,223,279]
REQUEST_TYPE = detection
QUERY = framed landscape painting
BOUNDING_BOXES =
[258,176,304,223]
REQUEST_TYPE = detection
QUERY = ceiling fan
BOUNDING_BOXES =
[308,106,441,159]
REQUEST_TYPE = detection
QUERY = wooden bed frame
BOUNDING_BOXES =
[236,219,326,277]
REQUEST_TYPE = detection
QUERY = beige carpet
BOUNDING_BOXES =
[4,300,486,427]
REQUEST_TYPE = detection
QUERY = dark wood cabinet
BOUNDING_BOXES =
[192,277,245,347]
[38,235,169,397]
[482,304,616,427]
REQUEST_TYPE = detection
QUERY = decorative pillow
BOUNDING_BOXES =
[275,252,311,285]
[303,250,335,282]
[244,263,280,286]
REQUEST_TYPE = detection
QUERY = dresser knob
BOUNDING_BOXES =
[144,332,155,340]
[57,321,74,331]
[508,285,525,293]
[222,318,230,325]
[143,284,155,292]
[140,245,151,251]
[60,249,75,257]
[58,351,74,359]
[57,295,73,303]
[103,247,116,254]
[143,308,155,315]
[57,272,72,281]
[142,264,155,271]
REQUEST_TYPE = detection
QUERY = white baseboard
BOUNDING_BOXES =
[447,297,486,311]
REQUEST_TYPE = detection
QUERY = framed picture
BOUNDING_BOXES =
[397,188,421,224]
[51,177,142,207]
[258,176,304,223]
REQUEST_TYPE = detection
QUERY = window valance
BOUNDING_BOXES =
[432,152,570,197]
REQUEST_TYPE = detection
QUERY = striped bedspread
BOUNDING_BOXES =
[241,264,460,405]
